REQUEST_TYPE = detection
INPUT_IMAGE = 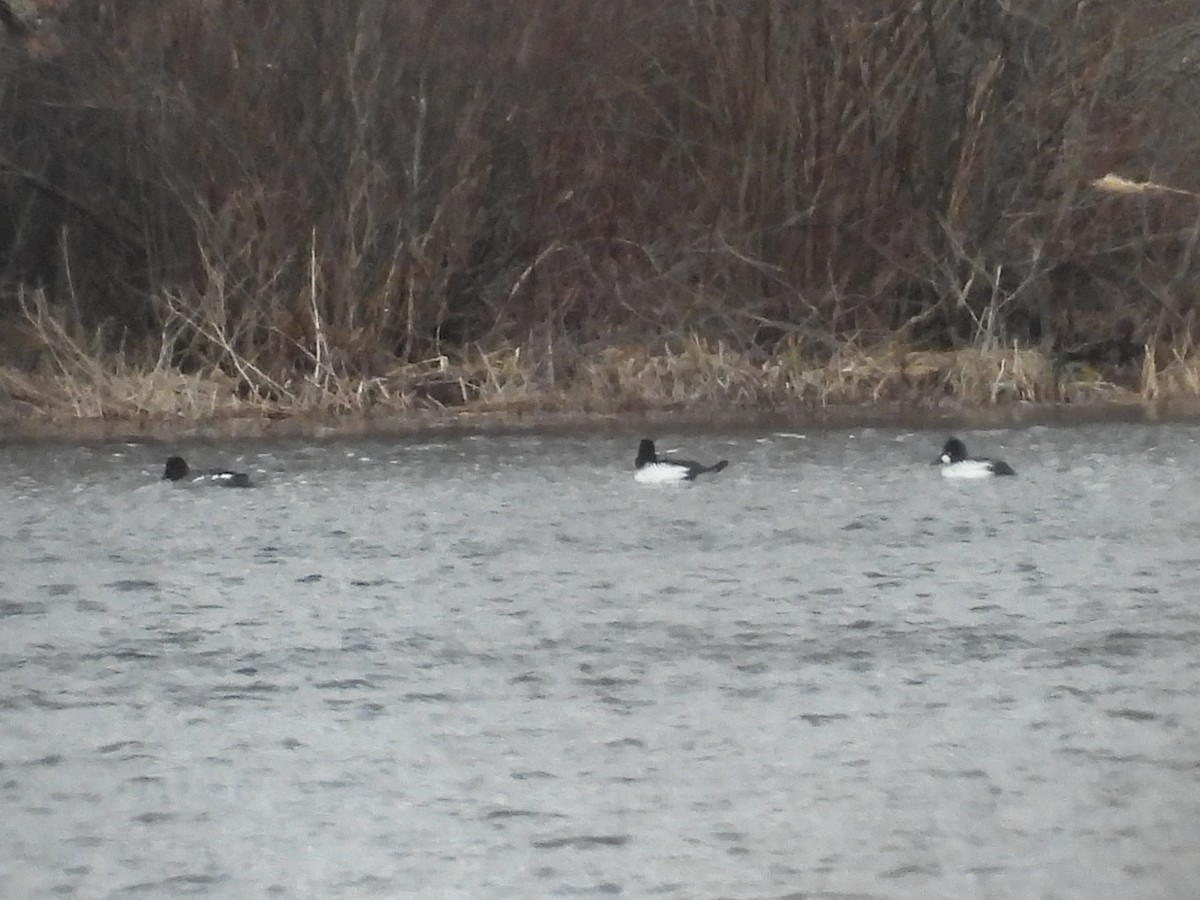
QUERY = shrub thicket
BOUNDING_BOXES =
[2,0,1200,407]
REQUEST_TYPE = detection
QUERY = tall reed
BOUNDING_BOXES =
[1,1,1199,411]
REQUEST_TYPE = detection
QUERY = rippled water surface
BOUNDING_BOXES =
[2,423,1199,899]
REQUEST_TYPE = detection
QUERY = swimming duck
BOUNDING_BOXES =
[634,438,729,484]
[934,437,1015,478]
[162,456,253,488]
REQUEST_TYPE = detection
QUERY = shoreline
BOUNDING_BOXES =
[3,396,1199,447]
[5,339,1200,446]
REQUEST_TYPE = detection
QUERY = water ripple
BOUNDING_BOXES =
[0,426,1198,898]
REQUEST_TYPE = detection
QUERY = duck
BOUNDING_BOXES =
[162,456,253,488]
[934,437,1015,478]
[634,438,729,484]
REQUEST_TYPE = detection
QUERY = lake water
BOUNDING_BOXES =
[1,422,1198,899]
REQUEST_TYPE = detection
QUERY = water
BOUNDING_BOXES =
[1,423,1198,899]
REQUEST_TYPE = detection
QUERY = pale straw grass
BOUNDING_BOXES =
[1,291,1193,425]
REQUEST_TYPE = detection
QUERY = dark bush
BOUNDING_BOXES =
[2,0,1199,388]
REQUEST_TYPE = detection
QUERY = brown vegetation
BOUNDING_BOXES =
[2,1,1200,429]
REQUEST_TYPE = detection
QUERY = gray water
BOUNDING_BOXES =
[1,423,1198,899]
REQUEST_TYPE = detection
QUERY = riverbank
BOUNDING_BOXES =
[5,3,1200,457]
[4,342,1200,444]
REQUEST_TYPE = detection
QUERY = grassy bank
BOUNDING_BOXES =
[3,2,1200,437]
[5,325,1200,443]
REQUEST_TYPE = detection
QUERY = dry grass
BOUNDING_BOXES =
[0,286,1181,427]
[1140,343,1200,400]
[5,1,1200,393]
[0,365,235,420]
[2,328,1182,431]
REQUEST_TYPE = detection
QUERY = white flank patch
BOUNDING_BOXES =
[634,463,690,484]
[940,460,996,479]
